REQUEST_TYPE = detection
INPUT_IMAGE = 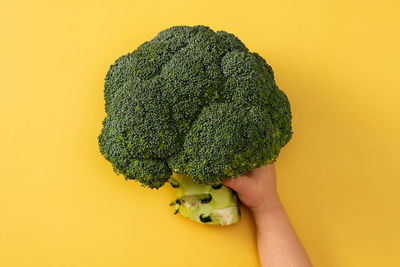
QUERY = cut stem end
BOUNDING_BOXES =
[169,173,241,226]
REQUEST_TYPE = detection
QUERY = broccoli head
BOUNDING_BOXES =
[98,25,292,225]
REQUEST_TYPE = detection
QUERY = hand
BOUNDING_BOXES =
[224,164,313,267]
[222,164,281,215]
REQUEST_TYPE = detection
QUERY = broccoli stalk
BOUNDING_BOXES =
[169,173,240,225]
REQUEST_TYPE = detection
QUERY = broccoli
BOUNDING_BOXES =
[98,25,292,226]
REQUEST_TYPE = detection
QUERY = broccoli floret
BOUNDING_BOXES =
[98,25,292,225]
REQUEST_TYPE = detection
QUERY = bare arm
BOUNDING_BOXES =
[223,164,312,267]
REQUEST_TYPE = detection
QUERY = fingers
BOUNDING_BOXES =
[251,163,275,176]
[222,175,249,192]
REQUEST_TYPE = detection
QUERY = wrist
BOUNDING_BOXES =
[251,192,282,219]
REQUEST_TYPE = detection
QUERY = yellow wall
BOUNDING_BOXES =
[1,0,399,266]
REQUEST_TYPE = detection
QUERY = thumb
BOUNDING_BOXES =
[222,175,248,193]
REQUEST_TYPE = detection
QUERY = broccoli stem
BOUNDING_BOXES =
[169,173,241,226]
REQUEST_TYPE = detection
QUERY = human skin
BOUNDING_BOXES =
[222,164,313,267]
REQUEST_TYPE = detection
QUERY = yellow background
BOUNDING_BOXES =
[1,0,399,266]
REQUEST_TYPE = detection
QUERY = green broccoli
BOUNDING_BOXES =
[98,25,292,226]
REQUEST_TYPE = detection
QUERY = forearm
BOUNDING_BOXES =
[253,195,312,267]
